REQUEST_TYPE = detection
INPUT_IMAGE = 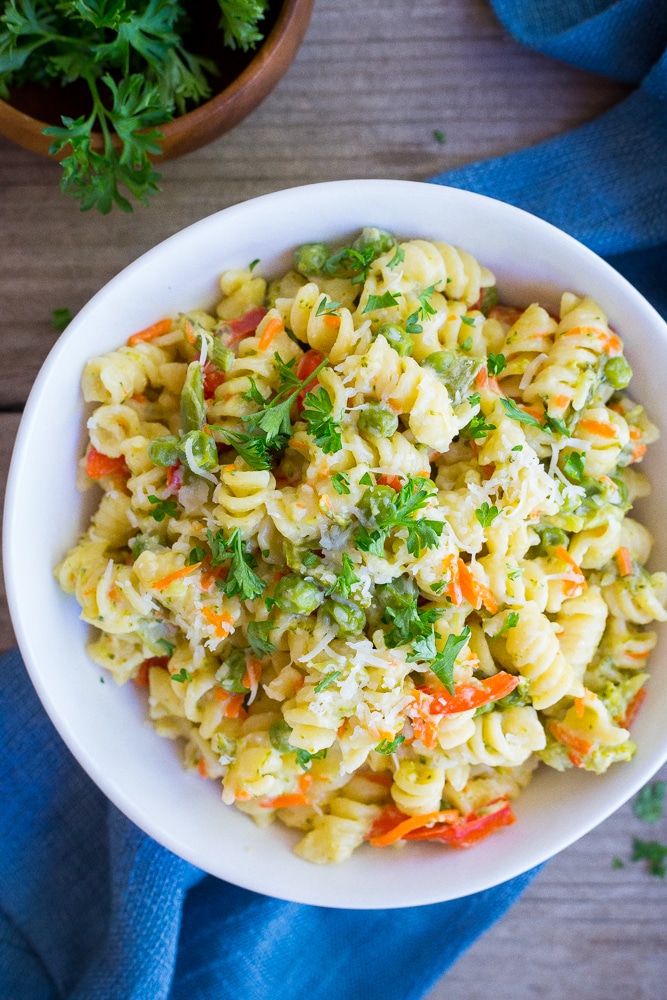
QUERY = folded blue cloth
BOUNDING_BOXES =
[2,2,666,998]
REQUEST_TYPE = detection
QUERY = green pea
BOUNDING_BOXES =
[183,429,218,471]
[353,227,396,257]
[217,648,248,693]
[294,243,330,277]
[181,361,206,433]
[422,350,483,402]
[604,355,633,389]
[374,322,413,357]
[358,484,397,523]
[270,719,294,753]
[148,435,181,468]
[273,573,324,615]
[358,403,399,439]
[375,574,419,614]
[321,597,366,638]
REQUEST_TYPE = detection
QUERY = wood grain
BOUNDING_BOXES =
[1,1,662,996]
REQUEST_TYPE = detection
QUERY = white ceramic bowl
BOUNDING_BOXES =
[5,180,667,909]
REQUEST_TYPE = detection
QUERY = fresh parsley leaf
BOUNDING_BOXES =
[387,246,405,269]
[460,336,472,351]
[459,414,497,440]
[301,386,343,454]
[487,353,506,376]
[612,857,625,869]
[189,546,207,565]
[405,311,423,335]
[315,296,341,316]
[356,476,443,557]
[563,451,585,482]
[429,626,471,694]
[326,553,360,599]
[331,471,351,495]
[383,600,439,651]
[418,285,437,318]
[544,414,568,436]
[314,671,341,693]
[206,528,265,601]
[501,398,543,428]
[460,315,476,327]
[362,291,401,314]
[246,620,276,657]
[475,501,499,529]
[52,306,73,330]
[171,668,192,683]
[496,611,520,637]
[241,356,330,448]
[633,782,666,823]
[147,495,178,522]
[294,747,328,771]
[375,734,406,754]
[214,428,272,471]
[248,258,260,271]
[433,129,446,144]
[632,838,667,877]
[359,472,373,486]
[507,565,523,581]
[324,246,375,283]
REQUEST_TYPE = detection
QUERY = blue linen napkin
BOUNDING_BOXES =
[2,2,666,997]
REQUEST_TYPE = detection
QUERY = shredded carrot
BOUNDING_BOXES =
[260,792,311,809]
[298,773,313,794]
[520,403,545,421]
[198,757,209,779]
[615,546,633,577]
[553,393,570,412]
[446,555,463,606]
[578,418,618,439]
[568,751,585,769]
[127,317,173,346]
[457,558,497,613]
[562,326,620,354]
[554,545,587,596]
[322,314,341,328]
[257,316,283,351]
[184,319,197,345]
[377,474,403,492]
[213,691,246,718]
[152,561,202,590]
[201,607,234,638]
[475,367,489,388]
[630,442,647,463]
[242,656,263,704]
[619,688,647,729]
[549,720,593,757]
[573,696,586,718]
[235,790,252,802]
[369,810,459,847]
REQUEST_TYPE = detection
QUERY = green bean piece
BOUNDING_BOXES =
[358,484,397,523]
[209,338,234,372]
[321,597,366,638]
[374,322,413,357]
[294,243,330,277]
[218,648,249,693]
[422,350,484,403]
[358,403,399,439]
[273,573,324,615]
[353,227,396,257]
[183,430,218,471]
[604,355,633,389]
[148,435,181,467]
[270,719,294,753]
[181,361,206,433]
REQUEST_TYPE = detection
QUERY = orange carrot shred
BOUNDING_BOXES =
[370,810,459,847]
[201,607,234,638]
[549,720,593,757]
[257,316,283,351]
[616,546,633,577]
[578,418,618,439]
[127,317,173,346]
[152,562,202,590]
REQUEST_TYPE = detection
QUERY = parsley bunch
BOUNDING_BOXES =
[356,476,444,557]
[0,0,270,212]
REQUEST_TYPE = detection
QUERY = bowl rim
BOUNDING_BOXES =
[5,178,667,908]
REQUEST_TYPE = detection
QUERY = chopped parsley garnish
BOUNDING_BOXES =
[294,747,328,771]
[215,429,272,471]
[460,337,472,351]
[206,528,266,601]
[314,671,342,693]
[387,246,405,269]
[171,668,192,683]
[632,838,667,878]
[433,129,447,143]
[375,734,406,754]
[500,398,543,428]
[487,353,507,376]
[356,476,443,557]
[563,451,585,482]
[52,307,73,331]
[315,296,342,317]
[429,626,472,694]
[327,554,360,599]
[248,258,260,271]
[460,414,497,440]
[147,495,179,522]
[383,600,440,653]
[496,611,520,636]
[362,291,401,314]
[507,566,523,581]
[359,472,373,486]
[633,781,666,823]
[301,386,343,454]
[418,285,438,318]
[189,546,207,565]
[405,311,423,335]
[460,315,476,327]
[475,502,499,528]
[324,246,376,284]
[331,471,351,495]
[246,620,276,657]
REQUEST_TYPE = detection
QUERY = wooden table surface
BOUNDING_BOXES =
[1,1,665,996]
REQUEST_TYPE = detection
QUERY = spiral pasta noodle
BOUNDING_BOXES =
[56,226,664,864]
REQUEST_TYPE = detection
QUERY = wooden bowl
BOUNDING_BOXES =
[0,0,314,161]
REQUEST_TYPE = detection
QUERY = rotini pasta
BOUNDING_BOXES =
[57,227,665,865]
